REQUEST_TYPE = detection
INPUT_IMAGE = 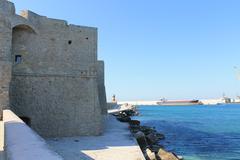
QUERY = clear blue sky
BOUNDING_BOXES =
[11,0,240,101]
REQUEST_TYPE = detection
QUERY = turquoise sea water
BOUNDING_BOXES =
[133,104,240,160]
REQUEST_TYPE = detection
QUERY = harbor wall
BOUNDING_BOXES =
[118,101,158,105]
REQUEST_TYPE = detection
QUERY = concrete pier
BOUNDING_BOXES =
[47,116,145,160]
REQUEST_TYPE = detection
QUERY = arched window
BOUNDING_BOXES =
[12,24,36,64]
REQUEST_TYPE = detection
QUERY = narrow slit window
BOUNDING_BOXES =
[15,55,22,64]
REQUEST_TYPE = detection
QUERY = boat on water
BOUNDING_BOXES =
[157,99,202,106]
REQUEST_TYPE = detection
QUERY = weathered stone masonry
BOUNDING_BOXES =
[0,0,107,137]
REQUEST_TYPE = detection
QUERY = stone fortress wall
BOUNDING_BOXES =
[0,0,107,137]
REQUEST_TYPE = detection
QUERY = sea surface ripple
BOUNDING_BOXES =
[133,104,240,160]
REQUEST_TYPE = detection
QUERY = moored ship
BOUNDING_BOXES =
[157,99,202,106]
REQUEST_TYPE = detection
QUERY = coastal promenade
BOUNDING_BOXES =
[47,116,145,160]
[2,109,145,160]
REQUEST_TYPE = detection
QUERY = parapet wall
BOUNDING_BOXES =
[0,0,107,137]
[3,110,63,160]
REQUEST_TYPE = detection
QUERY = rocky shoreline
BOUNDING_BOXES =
[111,106,183,160]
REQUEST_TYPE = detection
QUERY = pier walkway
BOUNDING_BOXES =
[47,115,145,160]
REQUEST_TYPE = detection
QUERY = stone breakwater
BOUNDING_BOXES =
[111,108,183,160]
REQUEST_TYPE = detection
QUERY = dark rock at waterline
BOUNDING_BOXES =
[151,144,164,153]
[134,131,149,150]
[156,133,165,140]
[129,125,141,134]
[129,120,141,126]
[116,116,131,122]
[146,133,158,145]
[139,126,157,135]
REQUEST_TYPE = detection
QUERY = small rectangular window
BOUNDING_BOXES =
[15,55,22,64]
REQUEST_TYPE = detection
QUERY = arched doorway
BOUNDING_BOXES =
[10,24,37,123]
